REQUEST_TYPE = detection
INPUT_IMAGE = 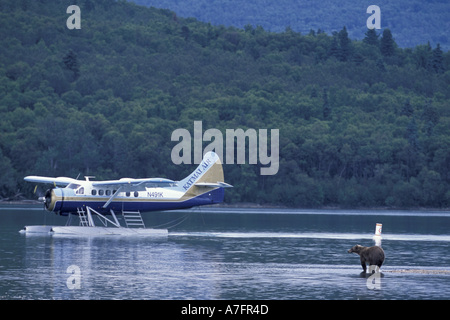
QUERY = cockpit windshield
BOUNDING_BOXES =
[67,183,84,194]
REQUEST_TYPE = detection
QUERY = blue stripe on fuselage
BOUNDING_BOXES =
[55,188,225,215]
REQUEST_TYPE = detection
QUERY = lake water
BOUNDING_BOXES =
[0,205,449,301]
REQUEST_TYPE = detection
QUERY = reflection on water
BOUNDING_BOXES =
[0,206,449,299]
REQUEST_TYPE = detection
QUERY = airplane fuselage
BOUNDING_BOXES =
[45,183,224,215]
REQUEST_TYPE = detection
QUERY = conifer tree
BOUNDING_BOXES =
[329,35,340,60]
[415,42,432,70]
[322,88,331,119]
[338,26,351,61]
[63,49,80,80]
[431,43,444,73]
[380,29,395,57]
[363,28,379,47]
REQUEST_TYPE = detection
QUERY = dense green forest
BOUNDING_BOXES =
[134,0,450,51]
[1,0,450,208]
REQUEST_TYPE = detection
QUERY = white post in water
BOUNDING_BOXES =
[375,223,382,236]
[373,223,382,246]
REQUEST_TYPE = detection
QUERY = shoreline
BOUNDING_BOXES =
[1,199,449,212]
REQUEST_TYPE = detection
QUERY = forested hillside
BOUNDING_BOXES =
[1,0,450,208]
[134,0,450,51]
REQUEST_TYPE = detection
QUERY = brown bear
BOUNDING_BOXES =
[348,245,385,272]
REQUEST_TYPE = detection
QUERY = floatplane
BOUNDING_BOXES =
[22,151,231,236]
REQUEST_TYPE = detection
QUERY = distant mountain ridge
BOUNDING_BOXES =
[133,0,449,50]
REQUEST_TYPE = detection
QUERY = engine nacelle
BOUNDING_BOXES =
[44,188,75,215]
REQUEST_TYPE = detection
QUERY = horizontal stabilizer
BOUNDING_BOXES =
[195,182,233,188]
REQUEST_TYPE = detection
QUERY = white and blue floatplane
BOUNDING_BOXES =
[22,151,231,236]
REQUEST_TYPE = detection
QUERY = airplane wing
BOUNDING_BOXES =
[24,176,78,186]
[92,178,175,188]
[24,176,175,189]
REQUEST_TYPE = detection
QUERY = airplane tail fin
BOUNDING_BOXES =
[177,152,232,195]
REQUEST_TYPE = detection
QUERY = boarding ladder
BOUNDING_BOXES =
[77,208,90,227]
[122,210,145,228]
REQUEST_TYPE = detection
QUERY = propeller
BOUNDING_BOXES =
[43,188,53,210]
[33,185,47,211]
[33,185,46,202]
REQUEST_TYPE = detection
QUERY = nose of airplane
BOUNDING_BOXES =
[44,188,57,211]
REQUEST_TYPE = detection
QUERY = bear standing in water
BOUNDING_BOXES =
[348,245,385,272]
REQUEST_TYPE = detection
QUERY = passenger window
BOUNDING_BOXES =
[106,190,111,196]
[126,191,130,197]
[134,191,139,197]
[99,190,104,196]
[92,189,97,196]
